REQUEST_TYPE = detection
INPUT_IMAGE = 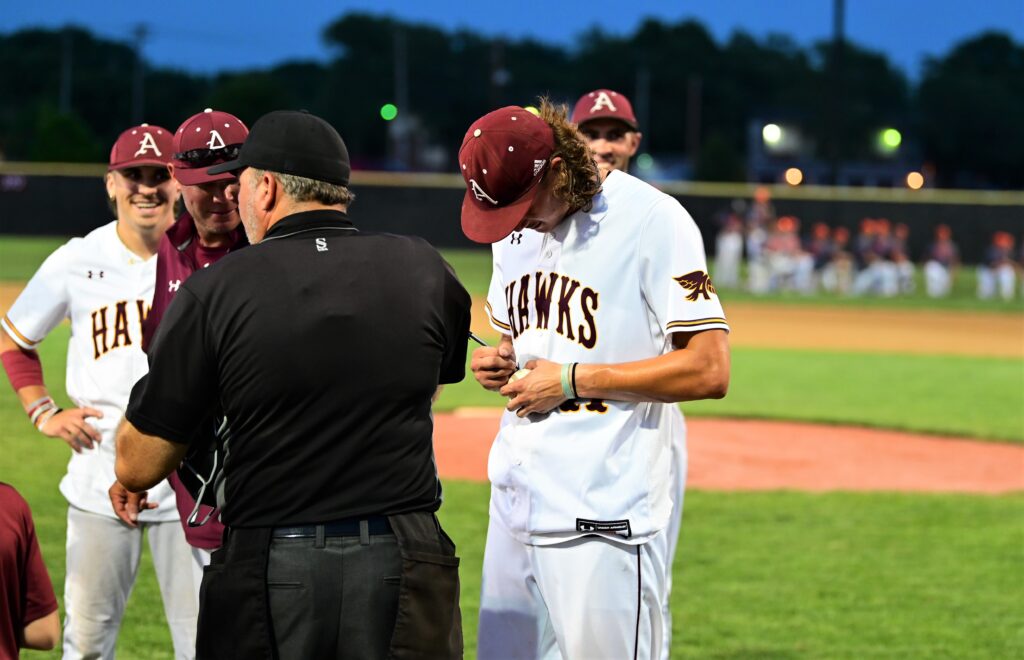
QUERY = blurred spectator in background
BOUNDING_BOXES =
[890,222,915,294]
[924,224,960,298]
[746,186,774,254]
[977,231,1018,300]
[1,482,60,656]
[714,208,744,289]
[854,218,898,297]
[762,216,814,294]
[805,222,835,292]
[822,226,855,294]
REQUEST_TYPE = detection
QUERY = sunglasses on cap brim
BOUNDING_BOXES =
[174,144,243,167]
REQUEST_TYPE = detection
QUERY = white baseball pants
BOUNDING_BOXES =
[478,516,668,660]
[62,506,198,660]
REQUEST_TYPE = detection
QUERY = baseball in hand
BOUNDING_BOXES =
[509,368,532,383]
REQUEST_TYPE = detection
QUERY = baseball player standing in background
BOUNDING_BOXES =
[0,125,197,659]
[108,108,249,598]
[572,87,686,658]
[463,101,730,659]
[572,88,643,174]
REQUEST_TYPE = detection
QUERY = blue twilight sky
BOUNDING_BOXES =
[4,0,1022,79]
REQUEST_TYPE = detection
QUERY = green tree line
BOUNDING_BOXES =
[0,14,1020,188]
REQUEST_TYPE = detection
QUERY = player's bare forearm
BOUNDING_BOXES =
[500,329,729,416]
[575,329,730,403]
[114,418,187,491]
[2,331,104,451]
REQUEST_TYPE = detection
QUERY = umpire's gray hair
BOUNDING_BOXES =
[249,168,355,206]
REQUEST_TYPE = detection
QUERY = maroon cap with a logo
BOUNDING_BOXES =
[172,109,249,185]
[571,89,638,130]
[459,106,555,244]
[108,124,173,171]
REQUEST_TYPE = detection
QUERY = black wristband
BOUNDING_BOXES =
[570,362,579,398]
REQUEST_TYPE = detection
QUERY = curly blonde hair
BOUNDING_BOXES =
[538,98,602,213]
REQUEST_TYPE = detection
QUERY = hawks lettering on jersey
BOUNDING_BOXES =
[91,299,150,359]
[503,270,598,348]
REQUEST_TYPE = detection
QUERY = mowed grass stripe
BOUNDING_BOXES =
[436,347,1024,443]
[10,475,1023,659]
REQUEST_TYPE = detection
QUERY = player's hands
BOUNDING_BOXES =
[501,359,566,417]
[471,338,517,391]
[108,480,157,527]
[39,407,103,453]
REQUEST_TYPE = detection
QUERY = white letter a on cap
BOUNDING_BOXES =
[590,91,618,114]
[135,132,163,157]
[206,129,226,150]
[469,179,498,205]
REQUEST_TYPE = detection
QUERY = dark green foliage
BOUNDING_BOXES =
[0,19,1019,186]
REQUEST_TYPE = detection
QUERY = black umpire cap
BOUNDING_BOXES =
[207,110,350,186]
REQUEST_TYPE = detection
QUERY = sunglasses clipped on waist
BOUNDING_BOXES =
[175,144,242,168]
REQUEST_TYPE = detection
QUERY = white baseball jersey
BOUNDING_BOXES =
[2,220,177,521]
[484,170,728,546]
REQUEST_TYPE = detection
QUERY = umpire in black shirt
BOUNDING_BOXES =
[115,110,470,659]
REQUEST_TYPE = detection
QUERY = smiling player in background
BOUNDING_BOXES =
[0,125,197,659]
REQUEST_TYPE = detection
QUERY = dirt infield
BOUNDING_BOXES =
[434,410,1024,494]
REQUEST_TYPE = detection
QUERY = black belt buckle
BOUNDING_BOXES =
[272,515,392,539]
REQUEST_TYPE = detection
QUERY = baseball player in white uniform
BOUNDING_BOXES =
[461,102,730,659]
[572,87,688,659]
[0,125,197,659]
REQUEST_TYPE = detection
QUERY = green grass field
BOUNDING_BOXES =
[2,236,1023,657]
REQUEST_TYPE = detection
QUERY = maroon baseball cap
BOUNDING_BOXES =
[108,124,173,171]
[459,106,555,244]
[172,109,249,185]
[571,89,638,130]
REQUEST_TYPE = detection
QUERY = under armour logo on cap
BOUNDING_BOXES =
[457,106,556,244]
[571,89,638,130]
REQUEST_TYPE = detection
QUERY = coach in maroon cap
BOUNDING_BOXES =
[571,88,643,174]
[108,109,249,600]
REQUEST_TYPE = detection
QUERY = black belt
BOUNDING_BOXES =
[271,515,392,539]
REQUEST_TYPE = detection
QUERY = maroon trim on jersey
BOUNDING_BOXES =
[142,213,247,353]
[142,212,245,550]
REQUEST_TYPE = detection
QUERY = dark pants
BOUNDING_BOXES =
[197,512,462,660]
[267,531,402,659]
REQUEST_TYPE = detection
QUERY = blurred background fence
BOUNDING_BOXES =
[1,164,1019,261]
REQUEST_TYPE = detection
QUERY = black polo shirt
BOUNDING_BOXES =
[126,210,471,528]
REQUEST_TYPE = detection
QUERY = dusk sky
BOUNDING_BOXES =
[4,0,1023,78]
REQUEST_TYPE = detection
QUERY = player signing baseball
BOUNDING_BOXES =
[463,101,730,659]
[572,87,683,658]
[0,125,197,659]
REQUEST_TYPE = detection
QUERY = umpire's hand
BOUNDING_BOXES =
[108,480,157,527]
[471,335,517,391]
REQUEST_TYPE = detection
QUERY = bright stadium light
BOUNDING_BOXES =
[877,127,902,155]
[636,153,654,170]
[784,167,804,186]
[762,123,783,145]
[380,103,399,121]
[905,171,924,190]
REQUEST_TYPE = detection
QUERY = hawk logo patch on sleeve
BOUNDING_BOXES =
[674,270,717,301]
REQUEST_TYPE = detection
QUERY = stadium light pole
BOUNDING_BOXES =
[829,0,845,185]
[131,23,148,124]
